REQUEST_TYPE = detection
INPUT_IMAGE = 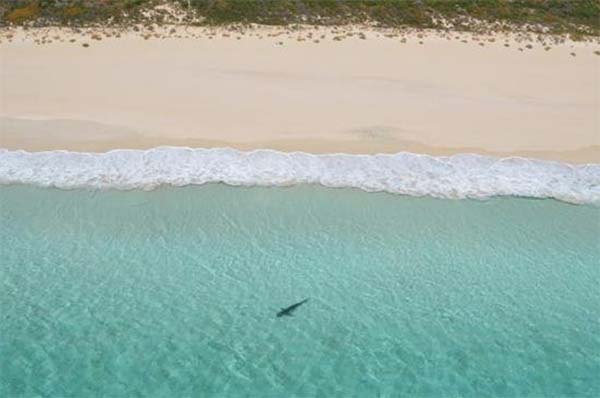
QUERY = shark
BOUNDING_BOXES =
[276,298,309,318]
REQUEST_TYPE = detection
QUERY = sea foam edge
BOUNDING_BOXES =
[1,147,599,205]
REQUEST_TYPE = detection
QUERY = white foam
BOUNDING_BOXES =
[1,147,599,204]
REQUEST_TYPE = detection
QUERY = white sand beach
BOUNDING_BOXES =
[1,26,599,163]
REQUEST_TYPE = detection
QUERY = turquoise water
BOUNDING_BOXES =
[1,185,599,397]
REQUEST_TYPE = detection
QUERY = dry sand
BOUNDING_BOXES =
[1,26,599,163]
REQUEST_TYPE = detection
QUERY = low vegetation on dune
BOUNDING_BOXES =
[1,0,599,38]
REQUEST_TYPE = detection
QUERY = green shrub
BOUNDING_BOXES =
[6,2,40,23]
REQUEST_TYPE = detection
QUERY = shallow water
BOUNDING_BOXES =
[1,185,599,397]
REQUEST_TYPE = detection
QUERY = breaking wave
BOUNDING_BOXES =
[1,147,598,204]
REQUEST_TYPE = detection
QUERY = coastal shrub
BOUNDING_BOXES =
[6,2,40,23]
[0,0,598,37]
[63,5,83,17]
[124,0,148,8]
[182,0,600,35]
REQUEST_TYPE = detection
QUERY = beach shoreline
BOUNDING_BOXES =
[1,25,599,163]
[2,119,599,164]
[2,147,599,205]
